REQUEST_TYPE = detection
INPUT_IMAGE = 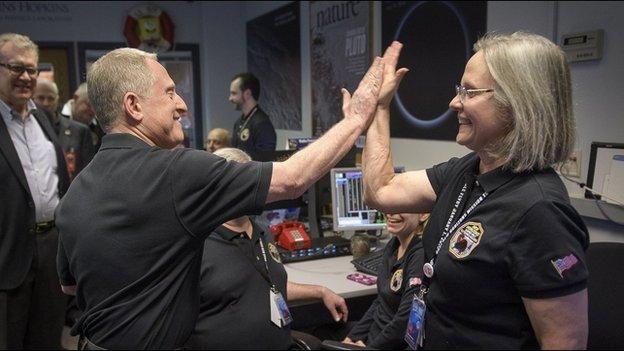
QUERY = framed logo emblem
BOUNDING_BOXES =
[268,242,282,263]
[449,221,484,259]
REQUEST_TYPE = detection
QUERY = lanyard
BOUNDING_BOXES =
[237,106,258,138]
[239,235,278,292]
[420,182,488,297]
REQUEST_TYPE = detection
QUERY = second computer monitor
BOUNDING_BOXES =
[330,167,386,232]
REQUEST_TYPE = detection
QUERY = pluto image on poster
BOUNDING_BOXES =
[382,1,486,141]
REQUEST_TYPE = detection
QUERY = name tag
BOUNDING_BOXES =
[270,289,293,328]
[405,295,426,349]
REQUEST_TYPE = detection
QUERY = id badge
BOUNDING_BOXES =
[269,290,293,327]
[405,295,426,350]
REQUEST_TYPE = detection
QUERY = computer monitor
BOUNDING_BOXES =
[330,167,386,231]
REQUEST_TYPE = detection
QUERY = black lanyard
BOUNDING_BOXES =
[237,106,258,138]
[420,182,488,298]
[238,235,278,292]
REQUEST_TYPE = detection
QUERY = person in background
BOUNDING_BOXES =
[342,212,429,349]
[0,32,69,349]
[363,35,588,349]
[229,72,276,160]
[34,79,95,180]
[56,47,384,349]
[186,147,347,350]
[61,83,104,151]
[204,127,231,152]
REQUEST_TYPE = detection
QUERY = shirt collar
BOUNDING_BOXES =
[99,132,154,150]
[472,156,518,193]
[214,221,265,242]
[0,99,37,123]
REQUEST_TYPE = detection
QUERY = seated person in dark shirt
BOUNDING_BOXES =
[342,212,429,349]
[186,148,347,350]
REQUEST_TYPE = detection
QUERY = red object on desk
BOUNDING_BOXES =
[271,221,312,251]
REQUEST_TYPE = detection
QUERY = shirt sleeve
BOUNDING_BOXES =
[426,156,463,196]
[57,233,76,286]
[505,200,589,299]
[366,245,425,349]
[347,298,380,342]
[171,149,272,239]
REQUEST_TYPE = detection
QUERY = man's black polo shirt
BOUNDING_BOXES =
[348,236,425,349]
[56,133,272,349]
[422,153,589,349]
[232,106,276,160]
[186,221,290,349]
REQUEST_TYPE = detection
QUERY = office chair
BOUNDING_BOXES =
[291,330,323,350]
[586,242,624,349]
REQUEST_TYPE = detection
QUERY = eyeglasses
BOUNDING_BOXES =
[455,84,493,104]
[0,62,39,77]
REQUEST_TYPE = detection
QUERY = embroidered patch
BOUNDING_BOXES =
[390,269,403,292]
[449,221,484,259]
[551,253,579,278]
[240,128,250,141]
[268,242,282,263]
[409,277,422,287]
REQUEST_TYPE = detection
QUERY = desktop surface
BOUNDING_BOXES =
[284,255,378,302]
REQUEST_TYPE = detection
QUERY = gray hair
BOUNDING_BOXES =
[206,128,231,145]
[74,82,88,99]
[87,48,156,131]
[213,147,251,163]
[36,78,59,96]
[475,31,574,172]
[0,33,38,59]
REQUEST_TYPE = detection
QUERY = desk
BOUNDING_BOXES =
[285,255,377,301]
[285,255,378,330]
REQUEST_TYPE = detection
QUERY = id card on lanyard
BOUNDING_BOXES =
[240,235,292,328]
[405,293,427,349]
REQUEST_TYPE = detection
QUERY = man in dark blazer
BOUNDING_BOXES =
[0,33,70,349]
[34,79,95,180]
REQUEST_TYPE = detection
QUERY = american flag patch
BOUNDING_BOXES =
[409,277,422,287]
[551,253,579,278]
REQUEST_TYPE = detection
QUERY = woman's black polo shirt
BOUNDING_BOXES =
[186,221,290,349]
[422,153,589,349]
[348,235,425,349]
[56,133,272,349]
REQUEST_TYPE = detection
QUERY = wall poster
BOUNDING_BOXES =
[247,2,301,131]
[310,1,371,137]
[382,1,487,140]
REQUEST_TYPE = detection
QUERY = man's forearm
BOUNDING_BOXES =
[269,118,364,202]
[287,281,323,301]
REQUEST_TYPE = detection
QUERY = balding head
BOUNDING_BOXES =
[71,82,95,125]
[205,128,231,152]
[33,79,59,115]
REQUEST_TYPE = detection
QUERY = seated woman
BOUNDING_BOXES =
[342,212,429,349]
[186,147,348,350]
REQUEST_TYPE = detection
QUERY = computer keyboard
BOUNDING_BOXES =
[279,236,352,263]
[351,249,384,276]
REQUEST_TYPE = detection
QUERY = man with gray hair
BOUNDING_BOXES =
[0,32,69,349]
[34,79,95,179]
[61,82,104,150]
[56,46,384,349]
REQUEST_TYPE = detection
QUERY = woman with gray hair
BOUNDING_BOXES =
[186,147,348,350]
[362,33,588,349]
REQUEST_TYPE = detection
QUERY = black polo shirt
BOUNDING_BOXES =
[348,236,425,349]
[232,106,276,160]
[56,133,272,349]
[422,153,589,349]
[186,221,290,350]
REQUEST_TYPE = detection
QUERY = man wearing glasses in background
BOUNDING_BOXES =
[0,33,69,349]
